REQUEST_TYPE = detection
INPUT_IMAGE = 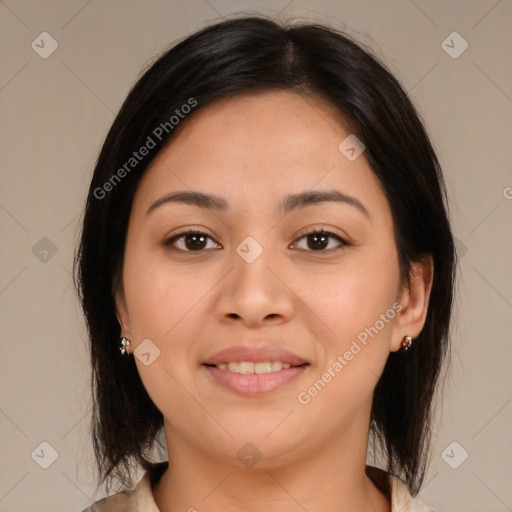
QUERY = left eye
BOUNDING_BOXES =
[164,230,220,252]
[293,230,347,252]
[164,229,347,253]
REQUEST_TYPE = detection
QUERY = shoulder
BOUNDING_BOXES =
[81,489,133,511]
[81,462,168,512]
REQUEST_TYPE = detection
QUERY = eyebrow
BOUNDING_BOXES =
[146,189,370,219]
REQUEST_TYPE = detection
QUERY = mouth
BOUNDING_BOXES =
[202,345,309,396]
[202,363,309,397]
[203,360,307,373]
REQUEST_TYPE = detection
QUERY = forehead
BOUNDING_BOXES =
[158,91,349,167]
[132,90,389,219]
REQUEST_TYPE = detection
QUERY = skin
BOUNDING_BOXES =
[115,90,433,512]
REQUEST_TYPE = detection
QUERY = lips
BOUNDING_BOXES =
[202,344,309,397]
[202,344,308,367]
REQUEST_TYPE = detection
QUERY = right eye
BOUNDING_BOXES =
[163,229,222,252]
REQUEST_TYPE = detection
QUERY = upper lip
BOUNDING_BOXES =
[203,344,308,366]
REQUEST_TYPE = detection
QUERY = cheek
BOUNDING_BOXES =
[121,247,221,392]
[293,263,399,426]
[122,246,202,339]
[122,251,209,415]
[301,258,398,339]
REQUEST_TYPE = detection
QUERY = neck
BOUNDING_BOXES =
[152,412,390,512]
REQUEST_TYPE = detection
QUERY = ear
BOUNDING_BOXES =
[114,284,133,353]
[390,256,434,352]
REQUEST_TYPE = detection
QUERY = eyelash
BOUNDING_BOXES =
[163,228,349,254]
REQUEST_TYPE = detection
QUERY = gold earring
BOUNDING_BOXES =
[120,337,131,356]
[401,335,413,351]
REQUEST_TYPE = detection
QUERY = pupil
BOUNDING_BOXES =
[309,233,328,250]
[186,234,206,250]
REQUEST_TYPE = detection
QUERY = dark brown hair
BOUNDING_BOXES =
[74,15,456,496]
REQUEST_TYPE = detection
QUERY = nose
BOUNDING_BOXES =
[214,244,295,329]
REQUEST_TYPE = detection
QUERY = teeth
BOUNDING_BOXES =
[255,362,272,374]
[238,362,254,374]
[215,361,293,373]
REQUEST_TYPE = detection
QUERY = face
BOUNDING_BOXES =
[116,90,428,467]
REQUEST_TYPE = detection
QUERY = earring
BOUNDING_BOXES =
[120,337,131,356]
[401,335,413,351]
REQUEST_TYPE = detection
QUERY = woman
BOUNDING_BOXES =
[76,15,455,512]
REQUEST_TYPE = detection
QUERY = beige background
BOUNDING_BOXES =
[1,1,511,511]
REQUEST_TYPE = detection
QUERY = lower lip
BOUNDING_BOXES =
[202,364,308,397]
